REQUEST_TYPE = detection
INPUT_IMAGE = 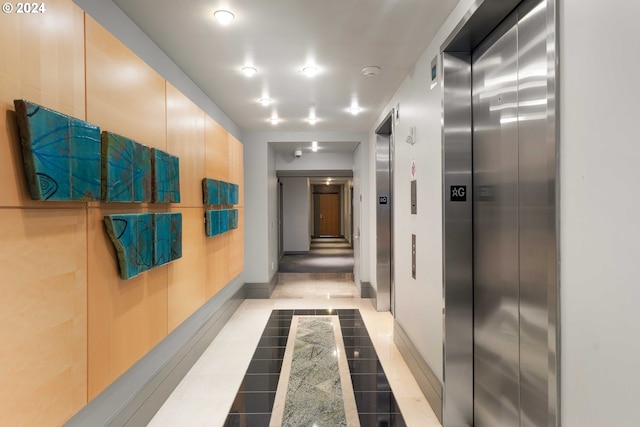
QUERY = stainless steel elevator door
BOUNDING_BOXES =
[472,0,549,426]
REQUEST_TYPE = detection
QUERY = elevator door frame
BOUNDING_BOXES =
[375,110,395,313]
[441,0,559,425]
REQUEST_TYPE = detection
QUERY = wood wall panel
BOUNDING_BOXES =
[205,116,229,180]
[166,83,206,208]
[205,232,230,299]
[87,206,168,399]
[229,208,245,278]
[0,208,87,426]
[228,134,245,207]
[85,15,166,150]
[0,0,85,207]
[167,208,207,332]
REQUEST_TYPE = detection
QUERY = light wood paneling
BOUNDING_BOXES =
[87,206,168,399]
[166,83,206,208]
[230,208,245,278]
[167,208,207,332]
[0,208,87,426]
[228,134,245,207]
[85,15,166,150]
[0,0,86,207]
[205,116,229,180]
[205,231,230,299]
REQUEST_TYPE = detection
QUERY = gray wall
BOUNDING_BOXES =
[281,177,310,253]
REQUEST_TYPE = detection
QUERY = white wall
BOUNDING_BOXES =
[244,131,367,283]
[276,151,354,171]
[281,177,310,253]
[560,1,640,425]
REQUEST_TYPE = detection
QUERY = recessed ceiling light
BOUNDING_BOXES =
[362,66,381,76]
[214,10,234,25]
[242,66,257,77]
[259,98,272,106]
[270,117,279,125]
[307,117,318,125]
[348,106,362,115]
[302,66,318,77]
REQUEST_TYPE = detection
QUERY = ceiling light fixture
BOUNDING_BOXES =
[348,106,362,115]
[242,66,257,77]
[311,141,318,152]
[270,117,279,125]
[362,66,381,76]
[302,66,318,77]
[259,98,272,106]
[307,117,318,125]
[214,10,235,25]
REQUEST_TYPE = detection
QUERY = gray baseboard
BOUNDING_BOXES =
[283,251,309,255]
[64,275,245,427]
[244,272,279,299]
[394,320,443,423]
[360,281,375,299]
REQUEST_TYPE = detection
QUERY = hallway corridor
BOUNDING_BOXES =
[147,275,440,426]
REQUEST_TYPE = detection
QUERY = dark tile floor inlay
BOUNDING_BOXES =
[224,309,407,427]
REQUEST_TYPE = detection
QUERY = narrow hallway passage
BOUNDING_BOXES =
[147,274,440,426]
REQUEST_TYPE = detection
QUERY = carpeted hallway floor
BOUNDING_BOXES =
[278,237,354,273]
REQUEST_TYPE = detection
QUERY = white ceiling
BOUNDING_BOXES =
[113,0,457,134]
[269,140,360,154]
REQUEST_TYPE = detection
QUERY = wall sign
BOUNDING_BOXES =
[450,185,466,202]
[379,196,388,205]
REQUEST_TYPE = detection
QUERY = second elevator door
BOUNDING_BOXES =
[472,0,549,426]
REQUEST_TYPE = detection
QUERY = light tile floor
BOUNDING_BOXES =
[148,273,441,427]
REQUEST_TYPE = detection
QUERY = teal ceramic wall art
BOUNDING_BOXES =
[202,178,221,205]
[205,209,220,237]
[228,183,239,205]
[13,100,101,201]
[202,178,239,206]
[229,209,239,230]
[101,132,152,202]
[104,213,154,280]
[153,212,183,266]
[153,213,172,266]
[152,149,180,203]
[169,212,182,261]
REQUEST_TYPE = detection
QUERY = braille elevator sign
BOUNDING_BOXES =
[379,196,388,205]
[450,185,466,202]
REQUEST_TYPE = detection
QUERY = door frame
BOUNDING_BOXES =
[441,0,559,425]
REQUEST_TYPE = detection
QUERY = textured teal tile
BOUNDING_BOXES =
[229,209,239,230]
[133,142,152,202]
[153,149,181,203]
[169,213,182,261]
[219,181,229,205]
[205,210,219,237]
[104,213,153,279]
[14,99,101,201]
[219,209,229,233]
[228,183,239,205]
[102,132,134,202]
[203,178,222,205]
[153,213,171,267]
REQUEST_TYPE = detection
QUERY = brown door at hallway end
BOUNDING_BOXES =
[318,193,340,236]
